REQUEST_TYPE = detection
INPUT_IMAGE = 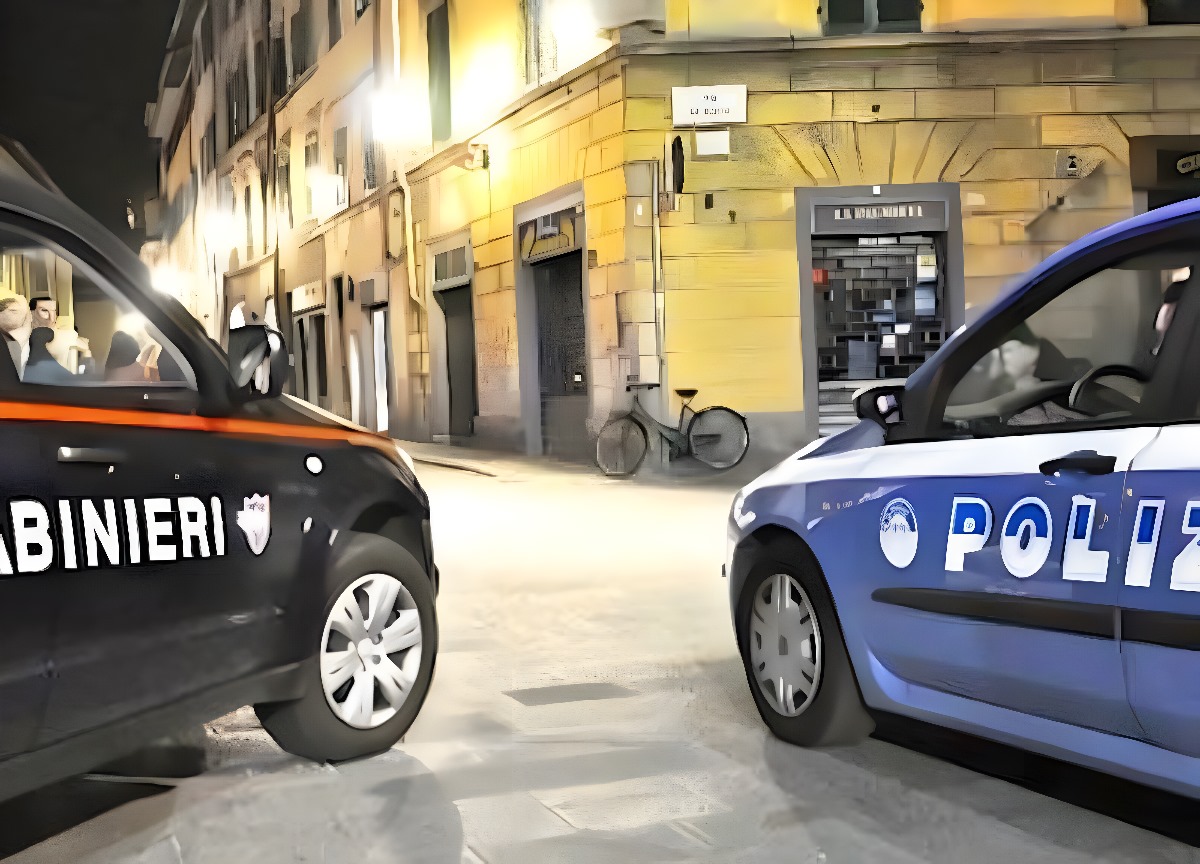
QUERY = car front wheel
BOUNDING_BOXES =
[737,536,873,747]
[256,532,438,763]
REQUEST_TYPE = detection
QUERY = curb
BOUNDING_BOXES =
[412,456,499,478]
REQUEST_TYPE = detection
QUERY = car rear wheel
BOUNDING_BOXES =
[255,533,438,763]
[737,536,873,747]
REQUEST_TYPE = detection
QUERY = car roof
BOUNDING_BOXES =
[0,134,153,295]
[907,195,1200,391]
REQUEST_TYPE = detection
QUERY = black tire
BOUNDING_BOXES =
[255,532,438,763]
[688,406,749,470]
[595,416,649,476]
[736,535,873,747]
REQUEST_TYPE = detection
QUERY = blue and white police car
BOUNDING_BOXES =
[727,198,1200,797]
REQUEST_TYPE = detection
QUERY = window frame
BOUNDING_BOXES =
[824,0,922,36]
[0,211,228,415]
[328,0,342,48]
[426,2,452,144]
[304,129,319,217]
[1147,0,1200,25]
[333,126,348,207]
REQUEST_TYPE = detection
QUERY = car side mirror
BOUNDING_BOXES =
[854,384,905,429]
[227,324,287,400]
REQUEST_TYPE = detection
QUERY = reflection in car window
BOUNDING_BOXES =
[0,225,195,392]
[944,248,1196,435]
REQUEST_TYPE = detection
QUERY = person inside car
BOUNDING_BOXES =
[23,326,76,384]
[30,296,92,374]
[1153,267,1192,356]
[0,296,32,375]
[104,330,148,382]
[1002,324,1092,426]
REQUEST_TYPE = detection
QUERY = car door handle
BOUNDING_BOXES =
[58,447,126,464]
[1039,450,1116,476]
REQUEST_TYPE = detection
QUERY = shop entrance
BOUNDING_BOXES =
[796,184,966,441]
[293,308,329,411]
[812,234,947,381]
[533,249,589,461]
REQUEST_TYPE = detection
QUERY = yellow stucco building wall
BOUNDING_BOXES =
[384,0,1200,459]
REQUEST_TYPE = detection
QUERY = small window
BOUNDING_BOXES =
[355,0,371,20]
[197,7,214,73]
[328,0,342,47]
[427,3,451,143]
[1148,0,1200,23]
[277,131,293,228]
[0,222,197,405]
[291,2,312,79]
[524,0,558,85]
[333,126,348,206]
[254,40,267,117]
[244,186,253,258]
[826,0,920,34]
[304,130,319,216]
[271,34,288,95]
[433,247,468,283]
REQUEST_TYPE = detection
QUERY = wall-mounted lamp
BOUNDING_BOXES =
[463,142,489,170]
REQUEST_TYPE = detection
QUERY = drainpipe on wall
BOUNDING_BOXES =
[647,160,667,418]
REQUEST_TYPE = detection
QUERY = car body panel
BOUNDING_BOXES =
[730,196,1200,798]
[0,137,434,797]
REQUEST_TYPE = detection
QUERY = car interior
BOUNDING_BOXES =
[942,246,1200,437]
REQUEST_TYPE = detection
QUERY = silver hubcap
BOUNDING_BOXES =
[749,573,822,717]
[321,573,423,730]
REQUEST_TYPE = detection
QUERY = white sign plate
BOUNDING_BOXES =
[1178,152,1200,175]
[672,85,747,127]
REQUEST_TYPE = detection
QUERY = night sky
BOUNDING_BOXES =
[0,1,178,251]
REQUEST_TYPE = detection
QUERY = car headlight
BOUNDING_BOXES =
[732,492,756,529]
[393,441,416,475]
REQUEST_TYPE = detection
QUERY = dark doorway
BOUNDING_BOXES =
[533,251,589,461]
[1148,189,1197,211]
[293,309,329,409]
[435,284,477,438]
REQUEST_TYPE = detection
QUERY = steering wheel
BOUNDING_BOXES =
[1068,365,1147,413]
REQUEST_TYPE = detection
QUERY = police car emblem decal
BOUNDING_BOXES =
[879,498,919,568]
[236,494,271,556]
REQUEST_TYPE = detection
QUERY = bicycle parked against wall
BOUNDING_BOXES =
[595,383,750,476]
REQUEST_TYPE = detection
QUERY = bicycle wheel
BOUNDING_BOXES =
[595,416,649,476]
[688,406,749,470]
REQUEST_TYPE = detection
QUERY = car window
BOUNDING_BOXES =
[943,245,1199,436]
[0,223,196,398]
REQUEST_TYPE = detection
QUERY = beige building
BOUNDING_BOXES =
[144,0,1200,464]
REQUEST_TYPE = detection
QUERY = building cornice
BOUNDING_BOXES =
[622,23,1200,56]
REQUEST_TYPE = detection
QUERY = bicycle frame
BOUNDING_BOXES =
[629,391,689,456]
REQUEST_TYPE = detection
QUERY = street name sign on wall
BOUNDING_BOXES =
[672,85,747,127]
